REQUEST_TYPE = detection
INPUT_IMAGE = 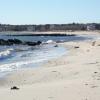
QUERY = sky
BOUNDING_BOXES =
[0,0,100,25]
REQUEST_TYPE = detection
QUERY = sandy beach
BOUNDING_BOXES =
[0,30,100,35]
[0,31,100,100]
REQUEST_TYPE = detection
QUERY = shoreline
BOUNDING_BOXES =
[0,44,67,81]
[0,31,100,100]
[0,30,100,35]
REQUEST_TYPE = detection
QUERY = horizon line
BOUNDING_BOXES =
[0,22,100,25]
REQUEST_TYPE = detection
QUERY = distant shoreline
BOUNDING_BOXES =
[0,30,100,35]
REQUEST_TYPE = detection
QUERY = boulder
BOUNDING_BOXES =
[0,39,41,46]
[25,42,37,46]
[0,39,8,45]
[13,39,22,44]
[37,41,42,45]
[11,86,19,90]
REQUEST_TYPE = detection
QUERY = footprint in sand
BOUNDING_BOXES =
[48,96,54,99]
[91,85,98,88]
[92,71,100,81]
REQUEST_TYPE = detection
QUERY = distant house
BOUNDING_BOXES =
[50,24,55,31]
[0,25,6,31]
[40,25,46,31]
[87,24,96,31]
[27,25,36,31]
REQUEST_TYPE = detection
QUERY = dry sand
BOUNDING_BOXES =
[0,31,100,100]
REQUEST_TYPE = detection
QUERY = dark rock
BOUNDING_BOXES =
[0,39,41,46]
[13,39,22,44]
[92,41,96,46]
[54,45,58,47]
[0,39,23,45]
[94,72,98,74]
[7,39,15,45]
[9,34,76,37]
[25,42,37,46]
[7,39,22,45]
[74,46,79,48]
[25,41,42,46]
[0,39,7,45]
[11,86,19,90]
[37,41,42,45]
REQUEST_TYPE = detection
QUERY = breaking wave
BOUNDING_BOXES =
[0,48,14,59]
[0,59,46,73]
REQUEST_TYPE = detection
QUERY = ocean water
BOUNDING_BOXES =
[0,34,92,42]
[0,33,100,77]
[0,44,66,77]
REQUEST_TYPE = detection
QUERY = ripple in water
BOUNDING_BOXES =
[0,44,67,77]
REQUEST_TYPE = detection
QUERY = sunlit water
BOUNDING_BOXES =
[0,33,100,77]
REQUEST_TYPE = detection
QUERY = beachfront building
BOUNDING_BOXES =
[0,25,9,31]
[27,25,36,31]
[49,24,55,31]
[87,24,96,31]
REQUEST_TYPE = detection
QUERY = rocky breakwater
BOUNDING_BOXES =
[8,33,76,36]
[0,39,42,46]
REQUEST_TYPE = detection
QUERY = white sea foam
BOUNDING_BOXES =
[0,48,14,58]
[0,59,46,72]
[46,40,55,43]
[0,36,67,75]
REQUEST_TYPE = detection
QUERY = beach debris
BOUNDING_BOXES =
[98,44,100,46]
[94,72,98,74]
[74,46,79,48]
[11,86,20,90]
[92,41,96,46]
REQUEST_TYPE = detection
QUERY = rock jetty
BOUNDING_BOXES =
[0,39,42,46]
